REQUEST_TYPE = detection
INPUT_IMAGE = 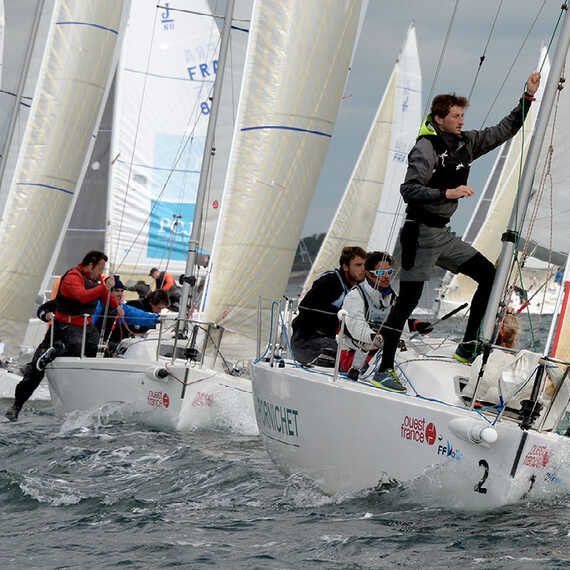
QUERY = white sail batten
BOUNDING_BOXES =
[442,48,550,311]
[203,0,364,344]
[0,0,128,354]
[301,25,420,297]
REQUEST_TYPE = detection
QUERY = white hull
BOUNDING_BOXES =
[252,359,569,509]
[46,355,257,434]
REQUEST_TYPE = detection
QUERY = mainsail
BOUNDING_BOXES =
[203,0,365,346]
[0,0,130,354]
[301,25,421,296]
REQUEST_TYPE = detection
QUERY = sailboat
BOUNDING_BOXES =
[44,0,367,431]
[251,9,570,508]
[0,0,130,400]
[301,24,421,297]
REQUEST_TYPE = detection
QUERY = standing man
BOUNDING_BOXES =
[4,251,121,421]
[149,267,181,310]
[291,246,366,365]
[374,72,541,393]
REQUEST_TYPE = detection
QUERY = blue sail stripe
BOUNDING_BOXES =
[231,25,249,33]
[56,21,119,35]
[241,125,332,138]
[17,182,73,195]
[124,68,213,83]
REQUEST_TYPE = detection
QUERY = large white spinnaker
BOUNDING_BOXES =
[440,48,550,314]
[202,0,365,349]
[301,25,421,296]
[0,0,129,355]
[107,0,251,279]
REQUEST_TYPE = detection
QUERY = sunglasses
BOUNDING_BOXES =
[370,269,393,277]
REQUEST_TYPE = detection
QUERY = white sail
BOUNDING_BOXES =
[203,0,364,345]
[0,1,56,214]
[107,0,251,278]
[0,1,4,86]
[0,0,129,354]
[441,48,550,313]
[301,25,421,296]
[367,25,421,253]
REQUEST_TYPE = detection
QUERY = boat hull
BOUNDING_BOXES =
[252,361,568,508]
[46,357,257,433]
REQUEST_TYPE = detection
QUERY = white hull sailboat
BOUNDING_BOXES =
[45,0,367,430]
[251,8,570,507]
[252,356,567,508]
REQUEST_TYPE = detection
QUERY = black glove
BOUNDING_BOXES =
[408,319,433,335]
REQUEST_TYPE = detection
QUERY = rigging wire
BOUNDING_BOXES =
[479,0,548,128]
[114,8,159,272]
[423,0,460,118]
[467,0,504,100]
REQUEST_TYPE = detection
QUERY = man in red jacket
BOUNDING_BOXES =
[4,250,122,421]
[149,267,181,310]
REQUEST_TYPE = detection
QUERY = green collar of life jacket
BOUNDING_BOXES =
[417,114,437,139]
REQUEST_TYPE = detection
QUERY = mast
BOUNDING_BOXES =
[177,0,235,320]
[481,5,570,343]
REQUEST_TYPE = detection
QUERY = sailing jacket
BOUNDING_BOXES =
[292,268,353,339]
[55,265,118,326]
[341,280,396,350]
[401,96,533,224]
[154,271,178,292]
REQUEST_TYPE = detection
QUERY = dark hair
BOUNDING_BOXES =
[81,250,108,266]
[431,93,469,119]
[339,246,366,268]
[365,251,393,271]
[148,289,169,306]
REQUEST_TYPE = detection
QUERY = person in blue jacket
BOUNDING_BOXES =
[93,276,160,354]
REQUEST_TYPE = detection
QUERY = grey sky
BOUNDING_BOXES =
[305,0,560,238]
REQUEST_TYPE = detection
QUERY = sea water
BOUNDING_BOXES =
[1,319,569,568]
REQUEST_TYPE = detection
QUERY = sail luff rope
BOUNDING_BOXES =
[467,0,504,100]
[423,0,459,118]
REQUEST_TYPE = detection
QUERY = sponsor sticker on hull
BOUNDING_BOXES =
[148,391,170,409]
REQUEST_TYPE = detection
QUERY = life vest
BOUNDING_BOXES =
[406,114,471,225]
[55,267,100,317]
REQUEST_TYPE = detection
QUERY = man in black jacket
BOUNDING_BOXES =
[374,72,541,393]
[291,246,366,365]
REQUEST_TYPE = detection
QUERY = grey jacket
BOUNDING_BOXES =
[401,98,532,220]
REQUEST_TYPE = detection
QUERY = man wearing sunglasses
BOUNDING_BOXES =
[292,246,366,365]
[339,251,397,381]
